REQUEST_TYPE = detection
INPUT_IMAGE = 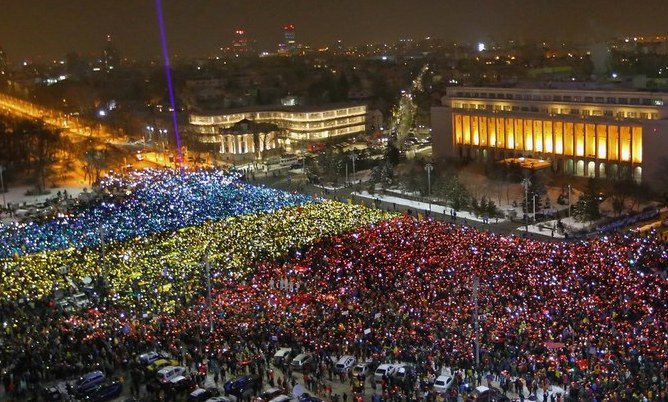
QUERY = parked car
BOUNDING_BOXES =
[205,397,234,402]
[352,363,370,377]
[82,381,123,402]
[224,375,262,396]
[273,347,296,366]
[169,375,198,393]
[147,358,181,375]
[298,393,323,402]
[465,386,509,402]
[188,387,221,402]
[72,371,106,397]
[290,353,314,371]
[137,351,166,366]
[268,395,293,402]
[42,386,63,401]
[255,387,287,402]
[391,364,416,385]
[335,356,356,373]
[433,375,454,394]
[156,366,187,385]
[374,364,399,383]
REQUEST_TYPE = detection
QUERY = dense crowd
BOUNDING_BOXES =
[0,169,313,257]
[1,169,667,401]
[0,200,393,307]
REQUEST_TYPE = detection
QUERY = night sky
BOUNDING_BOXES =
[1,0,667,62]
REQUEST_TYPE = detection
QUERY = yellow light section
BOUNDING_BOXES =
[463,115,471,144]
[479,116,488,146]
[472,116,479,145]
[544,121,553,153]
[513,118,523,150]
[575,123,585,156]
[488,117,496,147]
[554,122,563,154]
[533,120,543,152]
[632,126,642,163]
[455,114,463,144]
[564,122,574,156]
[608,125,619,160]
[505,118,514,149]
[523,119,532,151]
[585,124,596,158]
[620,126,631,161]
[596,124,607,159]
[496,118,505,148]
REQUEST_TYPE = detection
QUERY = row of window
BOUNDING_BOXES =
[452,91,665,106]
[192,108,367,125]
[455,103,659,120]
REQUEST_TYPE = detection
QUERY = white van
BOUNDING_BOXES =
[374,364,398,383]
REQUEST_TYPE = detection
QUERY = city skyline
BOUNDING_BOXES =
[1,0,668,61]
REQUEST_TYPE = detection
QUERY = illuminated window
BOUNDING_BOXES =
[496,118,505,148]
[505,118,514,149]
[522,119,532,151]
[463,115,471,144]
[632,126,642,163]
[472,116,479,145]
[585,124,596,158]
[554,121,563,155]
[575,123,585,156]
[454,114,462,144]
[620,126,631,161]
[543,121,553,153]
[514,118,523,150]
[479,116,488,146]
[607,125,619,161]
[564,122,574,156]
[488,117,496,147]
[596,124,607,159]
[533,120,543,153]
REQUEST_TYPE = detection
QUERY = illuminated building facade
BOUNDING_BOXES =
[195,119,279,163]
[189,103,367,153]
[432,86,668,186]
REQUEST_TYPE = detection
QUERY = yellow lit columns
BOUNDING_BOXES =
[451,113,643,164]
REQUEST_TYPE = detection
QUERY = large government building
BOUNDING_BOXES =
[189,103,367,155]
[432,86,668,187]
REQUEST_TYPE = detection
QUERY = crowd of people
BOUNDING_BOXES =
[1,168,667,402]
[0,169,313,258]
[0,203,392,308]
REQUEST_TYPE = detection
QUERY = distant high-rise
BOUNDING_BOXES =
[283,24,296,53]
[102,35,120,72]
[232,28,250,55]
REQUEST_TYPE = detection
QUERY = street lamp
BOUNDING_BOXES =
[349,152,358,184]
[522,178,531,233]
[567,184,572,218]
[424,163,433,196]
